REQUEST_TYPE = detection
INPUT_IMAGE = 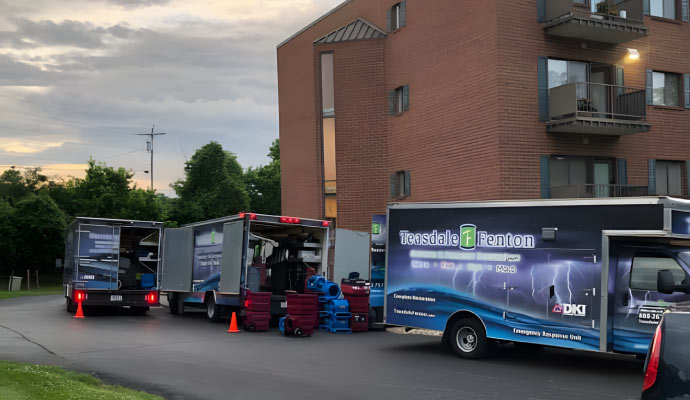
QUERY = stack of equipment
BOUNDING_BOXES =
[320,298,351,333]
[306,275,352,333]
[342,279,370,332]
[281,293,318,337]
[243,291,271,332]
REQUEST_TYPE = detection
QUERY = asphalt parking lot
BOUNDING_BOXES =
[0,295,644,400]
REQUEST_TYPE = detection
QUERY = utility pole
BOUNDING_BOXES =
[135,125,167,191]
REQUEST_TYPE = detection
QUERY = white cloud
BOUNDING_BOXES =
[0,0,343,195]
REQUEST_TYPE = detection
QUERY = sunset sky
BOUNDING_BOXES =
[0,0,342,194]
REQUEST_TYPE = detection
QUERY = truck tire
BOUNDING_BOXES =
[206,295,221,322]
[66,297,77,313]
[449,318,494,359]
[168,293,183,315]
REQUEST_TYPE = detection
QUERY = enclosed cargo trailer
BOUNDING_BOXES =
[161,213,340,322]
[63,217,163,313]
[384,197,690,358]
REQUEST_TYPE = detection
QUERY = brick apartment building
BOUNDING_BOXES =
[277,0,690,232]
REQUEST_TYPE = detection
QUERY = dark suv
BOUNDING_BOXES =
[642,306,690,399]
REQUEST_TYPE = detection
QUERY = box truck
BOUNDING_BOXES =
[63,217,163,313]
[161,213,342,321]
[384,197,690,358]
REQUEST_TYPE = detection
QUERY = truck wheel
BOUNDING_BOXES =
[206,296,221,322]
[449,318,493,359]
[368,308,377,330]
[66,297,77,313]
[168,293,183,315]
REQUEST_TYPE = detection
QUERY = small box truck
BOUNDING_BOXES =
[161,213,345,322]
[63,217,163,313]
[384,197,690,358]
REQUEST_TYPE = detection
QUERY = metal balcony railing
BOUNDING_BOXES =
[550,184,649,198]
[549,82,647,121]
[547,0,646,23]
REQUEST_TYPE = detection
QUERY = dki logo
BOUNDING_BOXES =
[552,303,587,317]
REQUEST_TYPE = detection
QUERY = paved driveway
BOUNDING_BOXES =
[0,295,644,399]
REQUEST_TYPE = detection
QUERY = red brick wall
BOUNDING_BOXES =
[279,0,690,231]
[278,0,393,221]
[495,0,690,198]
[319,40,389,232]
[385,0,502,203]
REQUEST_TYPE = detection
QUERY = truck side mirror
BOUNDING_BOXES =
[657,270,676,294]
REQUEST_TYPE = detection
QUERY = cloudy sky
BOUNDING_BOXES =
[0,0,341,195]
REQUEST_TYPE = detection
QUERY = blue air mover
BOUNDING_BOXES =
[279,317,287,335]
[329,299,350,317]
[320,281,341,301]
[306,275,326,292]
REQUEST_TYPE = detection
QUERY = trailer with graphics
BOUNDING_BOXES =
[63,217,163,313]
[160,213,343,322]
[384,197,690,358]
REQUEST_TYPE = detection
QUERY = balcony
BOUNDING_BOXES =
[550,184,649,198]
[547,82,650,135]
[543,0,647,44]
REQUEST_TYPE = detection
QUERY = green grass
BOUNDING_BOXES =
[0,284,64,300]
[0,361,162,400]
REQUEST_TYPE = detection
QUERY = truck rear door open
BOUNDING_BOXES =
[219,220,248,294]
[76,224,120,290]
[160,228,194,291]
[334,228,371,283]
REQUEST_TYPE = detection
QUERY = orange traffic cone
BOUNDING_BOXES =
[227,312,240,333]
[74,301,85,319]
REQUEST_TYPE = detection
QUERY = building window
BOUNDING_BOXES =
[652,71,681,107]
[387,1,406,32]
[320,52,337,217]
[549,156,617,198]
[389,85,409,115]
[649,0,676,19]
[655,160,682,196]
[321,53,335,117]
[630,256,686,291]
[390,170,410,198]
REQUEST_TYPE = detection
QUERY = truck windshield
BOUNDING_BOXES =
[680,252,690,267]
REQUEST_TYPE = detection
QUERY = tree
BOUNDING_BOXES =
[171,142,250,224]
[245,139,281,215]
[71,160,132,218]
[0,199,15,276]
[126,189,168,222]
[11,194,66,274]
[0,168,46,206]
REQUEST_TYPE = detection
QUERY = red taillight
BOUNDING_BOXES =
[643,324,663,391]
[280,216,300,224]
[244,300,251,308]
[238,212,257,220]
[322,221,330,227]
[146,292,158,304]
[75,291,86,302]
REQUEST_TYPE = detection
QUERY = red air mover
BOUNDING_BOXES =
[643,324,663,391]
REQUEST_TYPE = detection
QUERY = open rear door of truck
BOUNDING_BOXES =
[219,220,248,294]
[334,228,371,283]
[160,228,194,291]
